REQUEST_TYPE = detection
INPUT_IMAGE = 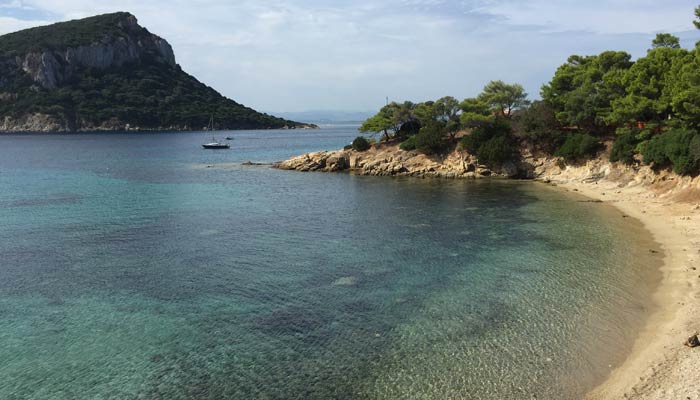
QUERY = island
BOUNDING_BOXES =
[0,12,315,132]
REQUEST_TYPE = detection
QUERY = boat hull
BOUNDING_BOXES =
[202,144,230,149]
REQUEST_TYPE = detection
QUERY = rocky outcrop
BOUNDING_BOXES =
[275,143,529,179]
[531,151,700,202]
[0,113,203,133]
[275,142,700,199]
[15,15,175,90]
[0,114,66,132]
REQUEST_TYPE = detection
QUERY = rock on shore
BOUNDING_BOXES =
[274,143,532,179]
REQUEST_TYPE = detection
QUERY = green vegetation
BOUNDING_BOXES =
[652,33,681,49]
[541,51,633,132]
[0,12,304,130]
[513,101,566,153]
[460,119,517,167]
[554,133,601,162]
[0,59,296,129]
[641,129,700,174]
[399,136,417,151]
[610,129,640,164]
[478,80,529,118]
[0,12,136,55]
[415,121,447,154]
[358,6,700,176]
[352,136,371,151]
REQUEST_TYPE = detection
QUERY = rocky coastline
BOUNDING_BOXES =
[274,141,700,191]
[274,142,540,179]
[0,114,318,133]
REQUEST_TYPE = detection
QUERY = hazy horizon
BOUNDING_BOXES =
[1,0,699,113]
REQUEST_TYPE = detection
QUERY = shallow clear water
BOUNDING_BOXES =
[0,125,660,399]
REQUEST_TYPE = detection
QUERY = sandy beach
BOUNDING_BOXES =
[540,167,700,399]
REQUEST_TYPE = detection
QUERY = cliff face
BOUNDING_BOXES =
[4,13,175,90]
[18,22,175,90]
[0,12,306,132]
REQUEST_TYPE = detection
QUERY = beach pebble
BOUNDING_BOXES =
[683,333,699,348]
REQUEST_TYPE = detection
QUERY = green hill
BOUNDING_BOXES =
[0,12,311,132]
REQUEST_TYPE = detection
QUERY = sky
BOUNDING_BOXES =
[0,0,699,113]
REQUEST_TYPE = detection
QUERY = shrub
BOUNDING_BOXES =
[460,126,492,154]
[514,100,566,153]
[399,135,417,151]
[460,118,512,154]
[641,129,700,175]
[459,118,516,167]
[476,135,515,166]
[610,129,639,164]
[690,135,700,166]
[396,120,421,140]
[415,121,446,154]
[555,133,601,161]
[351,136,371,152]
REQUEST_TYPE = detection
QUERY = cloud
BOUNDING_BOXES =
[474,0,697,34]
[1,0,699,112]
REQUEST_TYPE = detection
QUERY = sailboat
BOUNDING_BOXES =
[202,115,230,149]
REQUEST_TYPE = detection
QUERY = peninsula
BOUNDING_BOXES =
[0,12,313,132]
[275,25,700,400]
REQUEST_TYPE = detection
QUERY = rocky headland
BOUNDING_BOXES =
[274,142,535,178]
[0,12,312,132]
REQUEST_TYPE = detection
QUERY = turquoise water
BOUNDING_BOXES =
[0,126,660,399]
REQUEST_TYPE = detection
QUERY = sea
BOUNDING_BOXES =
[0,124,661,399]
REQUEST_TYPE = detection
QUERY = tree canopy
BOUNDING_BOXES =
[608,47,688,125]
[541,51,632,132]
[478,80,529,118]
[652,33,681,49]
[356,7,700,175]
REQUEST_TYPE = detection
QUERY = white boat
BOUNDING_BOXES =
[202,116,230,149]
[202,140,230,149]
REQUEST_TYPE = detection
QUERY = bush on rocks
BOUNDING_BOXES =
[352,136,371,152]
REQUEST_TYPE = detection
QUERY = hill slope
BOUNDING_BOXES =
[0,12,311,132]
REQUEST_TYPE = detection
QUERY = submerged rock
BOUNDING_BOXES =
[241,161,267,166]
[332,276,357,286]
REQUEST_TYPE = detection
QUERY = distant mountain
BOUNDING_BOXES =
[272,110,373,124]
[0,12,312,132]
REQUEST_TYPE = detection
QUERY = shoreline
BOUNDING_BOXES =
[541,170,700,399]
[276,145,700,398]
[0,125,319,134]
